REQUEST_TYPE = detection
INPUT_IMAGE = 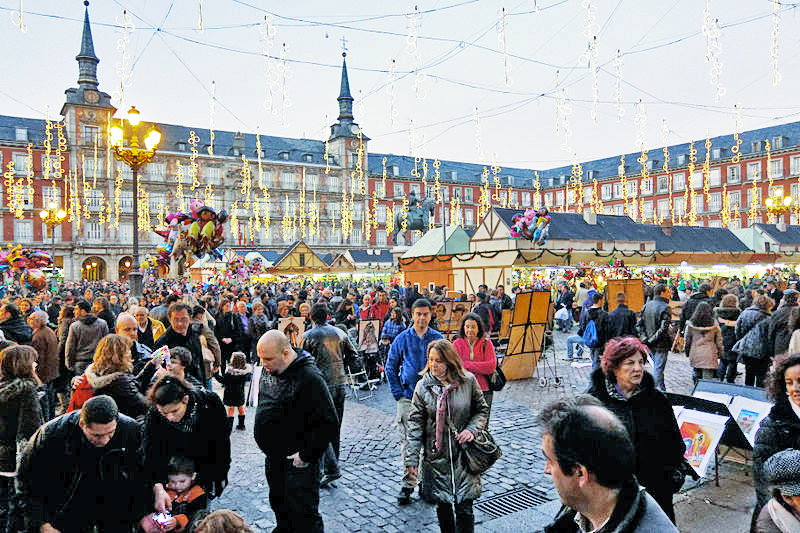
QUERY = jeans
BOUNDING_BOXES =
[396,397,418,489]
[566,335,584,359]
[436,499,474,533]
[650,350,668,392]
[266,455,324,533]
[590,348,602,371]
[40,383,56,422]
[321,384,346,477]
[718,359,737,383]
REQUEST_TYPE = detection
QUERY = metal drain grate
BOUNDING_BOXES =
[475,488,552,519]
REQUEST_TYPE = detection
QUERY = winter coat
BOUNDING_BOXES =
[31,325,59,384]
[679,293,710,332]
[578,307,611,350]
[752,400,800,526]
[65,315,109,374]
[641,296,673,352]
[544,483,678,533]
[684,321,723,370]
[0,316,32,344]
[0,378,42,472]
[141,387,231,495]
[254,353,339,464]
[83,364,147,419]
[138,318,166,349]
[18,411,147,530]
[193,320,221,378]
[737,306,771,341]
[302,323,356,388]
[556,289,574,312]
[609,304,638,338]
[97,309,116,330]
[386,326,444,400]
[755,498,800,533]
[453,337,496,391]
[405,371,489,504]
[765,305,797,359]
[714,307,741,362]
[586,370,685,506]
[248,313,269,356]
[214,365,251,406]
[215,312,246,356]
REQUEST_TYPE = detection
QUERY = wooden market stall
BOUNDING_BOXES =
[398,226,470,290]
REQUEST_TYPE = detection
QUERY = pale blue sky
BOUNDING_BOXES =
[1,0,799,169]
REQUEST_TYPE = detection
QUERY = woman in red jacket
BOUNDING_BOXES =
[453,312,497,418]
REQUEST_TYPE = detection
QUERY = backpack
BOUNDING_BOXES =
[582,319,600,348]
[67,374,93,413]
[489,301,502,332]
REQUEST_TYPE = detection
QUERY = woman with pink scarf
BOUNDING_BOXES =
[405,339,489,533]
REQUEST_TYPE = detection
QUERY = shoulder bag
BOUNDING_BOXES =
[483,339,506,392]
[459,428,502,475]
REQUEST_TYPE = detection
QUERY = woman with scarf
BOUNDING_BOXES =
[406,339,489,533]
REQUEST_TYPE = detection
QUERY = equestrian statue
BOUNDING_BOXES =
[392,192,437,246]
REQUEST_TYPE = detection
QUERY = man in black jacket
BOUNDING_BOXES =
[679,283,711,333]
[577,293,610,371]
[18,395,149,532]
[555,282,575,332]
[153,303,205,387]
[608,292,637,338]
[0,303,32,344]
[254,330,338,533]
[641,283,674,391]
[302,303,357,488]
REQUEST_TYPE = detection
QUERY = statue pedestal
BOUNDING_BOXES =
[391,245,410,266]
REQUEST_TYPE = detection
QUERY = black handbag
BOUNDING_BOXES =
[459,429,502,475]
[488,365,506,392]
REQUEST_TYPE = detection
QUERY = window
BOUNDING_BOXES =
[425,184,435,199]
[280,172,296,189]
[544,193,553,206]
[119,223,133,242]
[452,187,462,201]
[673,172,686,191]
[464,208,474,226]
[508,191,518,205]
[328,175,341,192]
[353,202,363,220]
[695,195,704,213]
[12,153,27,174]
[393,183,404,198]
[747,186,761,207]
[712,148,722,159]
[774,136,785,149]
[441,186,449,202]
[641,201,652,219]
[86,223,103,242]
[641,178,652,194]
[84,156,104,179]
[376,204,387,223]
[674,197,686,217]
[120,191,133,210]
[793,183,800,203]
[709,192,722,212]
[328,202,340,220]
[709,168,721,187]
[410,183,421,196]
[375,182,385,198]
[14,220,32,242]
[677,154,687,166]
[583,187,592,204]
[555,190,564,206]
[149,193,164,212]
[614,204,625,216]
[42,186,61,207]
[376,230,387,246]
[87,189,103,211]
[691,171,703,189]
[747,162,761,180]
[658,199,669,217]
[522,192,531,206]
[303,154,313,163]
[392,165,399,177]
[657,175,669,193]
[278,151,289,160]
[612,183,621,199]
[727,165,741,184]
[770,158,784,178]
[709,220,722,228]
[305,173,318,191]
[533,192,541,209]
[752,141,762,153]
[729,191,741,211]
[15,128,27,142]
[601,184,612,200]
[41,222,61,241]
[83,125,99,144]
[205,166,221,184]
[627,180,638,196]
[463,187,473,203]
[351,228,362,245]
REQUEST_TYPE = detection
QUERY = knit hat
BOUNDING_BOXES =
[766,449,800,496]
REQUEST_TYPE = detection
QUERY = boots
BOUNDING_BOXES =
[237,414,246,430]
[225,416,234,435]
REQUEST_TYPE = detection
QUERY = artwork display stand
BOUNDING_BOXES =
[501,291,558,383]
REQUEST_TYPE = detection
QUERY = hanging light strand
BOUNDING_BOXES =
[497,8,512,87]
[614,50,625,122]
[771,0,781,86]
[114,10,135,109]
[702,0,726,101]
[260,16,278,116]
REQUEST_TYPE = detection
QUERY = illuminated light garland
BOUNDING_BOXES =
[99,195,106,225]
[765,139,774,192]
[381,156,388,198]
[702,1,725,101]
[614,50,625,122]
[105,111,112,189]
[279,43,293,127]
[400,195,408,233]
[263,188,271,231]
[253,188,261,233]
[578,0,598,124]
[3,162,15,216]
[408,118,417,158]
[619,155,628,215]
[570,159,583,213]
[771,0,781,86]
[663,120,674,223]
[592,178,602,215]
[473,107,484,163]
[11,0,27,32]
[590,36,599,125]
[55,121,66,183]
[248,217,254,245]
[81,153,90,219]
[24,143,33,214]
[197,0,203,31]
[239,154,252,210]
[114,164,122,229]
[688,141,698,226]
[387,59,398,128]
[114,10,135,110]
[703,136,711,205]
[749,171,759,223]
[323,119,331,175]
[559,88,573,153]
[356,129,365,195]
[208,81,215,155]
[256,132,264,190]
[433,158,441,205]
[92,132,99,188]
[491,159,502,206]
[189,131,200,190]
[203,182,214,211]
[175,161,185,213]
[260,15,278,116]
[43,108,52,185]
[634,99,646,153]
[231,201,240,240]
[385,203,394,237]
[497,8,512,87]
[299,169,307,239]
[722,183,730,227]
[70,167,81,228]
[406,5,427,100]
[479,167,491,219]
[731,105,743,165]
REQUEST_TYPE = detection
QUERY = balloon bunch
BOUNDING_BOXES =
[225,256,248,280]
[0,245,53,290]
[509,208,551,245]
[153,199,228,277]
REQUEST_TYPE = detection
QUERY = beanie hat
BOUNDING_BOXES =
[766,449,800,497]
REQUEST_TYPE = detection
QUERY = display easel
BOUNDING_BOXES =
[501,291,558,383]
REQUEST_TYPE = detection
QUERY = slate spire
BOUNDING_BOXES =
[76,1,100,89]
[337,52,354,122]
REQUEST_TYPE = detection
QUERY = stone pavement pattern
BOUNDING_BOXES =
[211,330,750,532]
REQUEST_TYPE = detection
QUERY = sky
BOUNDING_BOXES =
[2,0,800,171]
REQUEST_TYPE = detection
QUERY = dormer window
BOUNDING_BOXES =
[278,151,289,161]
[232,148,241,157]
[303,154,313,163]
[752,141,762,153]
[677,154,686,166]
[15,128,27,142]
[176,142,186,151]
[392,165,400,177]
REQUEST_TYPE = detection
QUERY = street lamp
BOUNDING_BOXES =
[109,106,162,298]
[39,201,67,290]
[765,189,793,224]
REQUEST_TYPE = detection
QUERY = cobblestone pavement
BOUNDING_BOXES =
[211,329,734,532]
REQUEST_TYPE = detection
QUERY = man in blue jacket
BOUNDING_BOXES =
[385,298,443,505]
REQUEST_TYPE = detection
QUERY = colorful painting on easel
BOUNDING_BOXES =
[681,422,715,467]
[676,408,729,478]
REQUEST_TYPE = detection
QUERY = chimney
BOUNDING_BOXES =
[661,218,673,237]
[777,221,787,232]
[583,209,597,225]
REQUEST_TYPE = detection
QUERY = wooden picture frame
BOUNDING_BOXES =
[278,317,305,348]
[358,319,380,354]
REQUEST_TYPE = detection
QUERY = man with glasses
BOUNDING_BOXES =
[152,303,206,387]
[132,306,166,350]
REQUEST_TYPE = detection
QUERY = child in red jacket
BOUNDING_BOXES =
[143,456,207,532]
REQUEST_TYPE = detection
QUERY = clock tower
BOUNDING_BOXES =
[328,53,368,171]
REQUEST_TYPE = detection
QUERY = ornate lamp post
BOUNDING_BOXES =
[765,189,793,225]
[39,201,67,290]
[109,106,162,298]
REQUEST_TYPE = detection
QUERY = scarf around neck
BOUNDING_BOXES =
[433,379,459,452]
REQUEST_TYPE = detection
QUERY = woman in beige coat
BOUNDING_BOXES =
[684,301,724,384]
[406,339,489,533]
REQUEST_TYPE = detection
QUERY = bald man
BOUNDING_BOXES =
[115,312,156,382]
[254,330,338,533]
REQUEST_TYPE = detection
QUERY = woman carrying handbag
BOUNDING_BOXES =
[406,339,490,533]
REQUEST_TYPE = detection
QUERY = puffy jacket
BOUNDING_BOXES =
[641,296,673,351]
[18,411,147,530]
[453,337,496,391]
[302,323,357,388]
[0,378,42,472]
[31,326,59,384]
[765,305,797,358]
[684,321,723,370]
[714,307,741,362]
[65,315,109,374]
[737,306,771,340]
[386,326,444,400]
[405,371,489,505]
[0,316,32,344]
[254,353,338,464]
[83,364,147,419]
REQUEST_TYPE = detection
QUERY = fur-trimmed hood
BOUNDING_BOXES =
[84,364,126,390]
[0,378,38,403]
[685,321,719,333]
